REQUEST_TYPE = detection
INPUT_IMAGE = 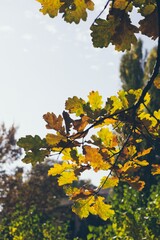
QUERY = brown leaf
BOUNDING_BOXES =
[43,112,64,132]
[73,115,89,132]
[139,9,158,40]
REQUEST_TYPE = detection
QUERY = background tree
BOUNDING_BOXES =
[0,160,106,239]
[0,124,21,169]
[120,39,145,91]
[0,161,72,239]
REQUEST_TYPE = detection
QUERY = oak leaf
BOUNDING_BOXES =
[139,9,158,40]
[88,91,103,111]
[43,112,64,132]
[90,196,115,220]
[100,176,119,189]
[63,0,94,24]
[84,146,111,171]
[90,16,120,48]
[46,133,66,145]
[58,171,78,186]
[65,96,85,116]
[72,196,95,218]
[37,0,63,17]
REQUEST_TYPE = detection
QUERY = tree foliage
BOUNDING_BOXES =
[86,182,160,240]
[18,0,160,220]
[37,0,158,50]
[0,162,72,239]
[0,124,21,168]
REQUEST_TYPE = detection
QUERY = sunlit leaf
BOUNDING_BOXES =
[100,176,119,189]
[84,145,111,171]
[48,162,74,176]
[97,128,118,148]
[63,0,94,24]
[151,164,160,175]
[46,133,66,145]
[72,196,95,218]
[88,91,103,111]
[58,171,78,186]
[37,0,94,23]
[90,196,115,220]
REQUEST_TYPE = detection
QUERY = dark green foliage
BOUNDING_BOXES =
[87,183,160,240]
[120,39,145,90]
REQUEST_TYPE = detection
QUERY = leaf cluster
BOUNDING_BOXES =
[18,88,160,219]
[37,0,158,51]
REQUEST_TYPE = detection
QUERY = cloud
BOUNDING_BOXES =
[21,34,33,41]
[45,24,57,34]
[24,10,34,19]
[75,28,89,44]
[0,25,15,33]
[90,65,100,71]
[107,62,114,66]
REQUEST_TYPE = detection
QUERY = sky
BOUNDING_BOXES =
[0,0,157,184]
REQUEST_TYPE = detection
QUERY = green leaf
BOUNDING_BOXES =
[17,135,47,151]
[90,17,119,48]
[22,149,49,166]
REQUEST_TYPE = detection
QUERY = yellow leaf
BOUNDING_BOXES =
[118,90,128,108]
[154,74,160,89]
[65,186,81,198]
[98,128,118,147]
[90,196,115,220]
[109,96,123,114]
[61,148,72,161]
[100,176,119,189]
[48,162,73,176]
[46,133,65,145]
[88,91,103,111]
[137,147,152,158]
[37,0,63,17]
[151,164,160,175]
[120,161,140,174]
[154,109,160,120]
[64,0,94,24]
[127,145,137,157]
[134,159,149,167]
[58,171,78,186]
[72,196,95,218]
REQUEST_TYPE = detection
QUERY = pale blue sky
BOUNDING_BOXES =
[0,0,157,184]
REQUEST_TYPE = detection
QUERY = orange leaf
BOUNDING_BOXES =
[84,146,111,171]
[151,164,160,175]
